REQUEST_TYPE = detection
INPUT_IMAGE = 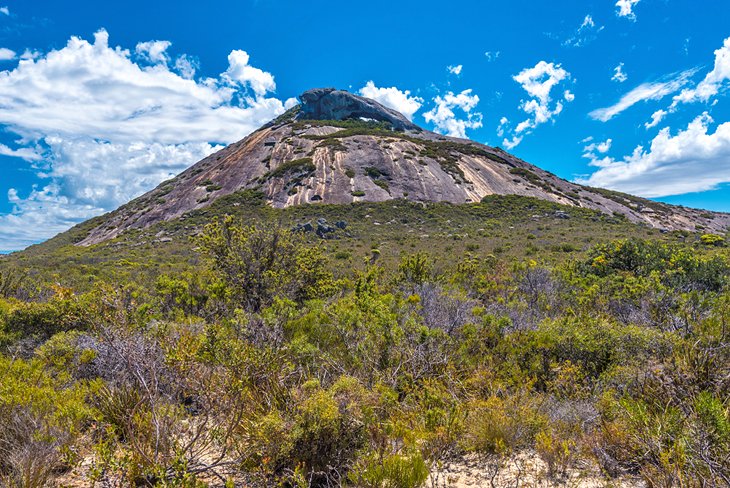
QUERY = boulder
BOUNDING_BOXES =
[298,88,419,131]
[316,222,336,238]
[292,221,314,233]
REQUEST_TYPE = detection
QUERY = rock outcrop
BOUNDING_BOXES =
[297,88,418,131]
[75,88,730,246]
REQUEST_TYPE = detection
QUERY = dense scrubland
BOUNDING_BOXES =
[1,199,729,487]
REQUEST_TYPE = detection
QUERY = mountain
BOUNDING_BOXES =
[77,87,729,246]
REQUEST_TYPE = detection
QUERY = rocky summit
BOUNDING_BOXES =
[77,88,730,246]
[297,88,419,131]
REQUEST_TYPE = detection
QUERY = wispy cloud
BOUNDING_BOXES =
[484,51,500,62]
[671,36,730,108]
[589,69,696,122]
[612,63,628,83]
[563,15,603,47]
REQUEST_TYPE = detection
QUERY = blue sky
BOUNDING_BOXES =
[1,0,730,251]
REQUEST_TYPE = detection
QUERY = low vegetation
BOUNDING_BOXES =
[1,196,729,486]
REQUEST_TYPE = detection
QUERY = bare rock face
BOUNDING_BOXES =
[298,88,418,131]
[75,88,730,246]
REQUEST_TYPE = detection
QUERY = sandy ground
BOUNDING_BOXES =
[55,451,645,487]
[427,451,646,488]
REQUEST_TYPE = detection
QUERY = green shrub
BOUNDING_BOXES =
[700,233,725,246]
[0,356,97,487]
[351,451,429,488]
[197,217,335,312]
[264,157,316,180]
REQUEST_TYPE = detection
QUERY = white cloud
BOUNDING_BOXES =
[447,64,463,75]
[0,6,8,15]
[174,54,198,79]
[0,29,290,250]
[2,183,109,252]
[589,70,695,122]
[42,137,220,210]
[563,15,603,47]
[514,61,569,102]
[645,109,667,129]
[616,0,640,20]
[224,49,276,98]
[0,47,15,61]
[423,89,483,138]
[612,63,628,83]
[577,113,730,197]
[357,81,423,121]
[0,143,41,160]
[135,40,171,64]
[671,36,730,108]
[496,117,509,137]
[484,51,500,62]
[583,138,612,156]
[503,135,523,150]
[500,61,572,148]
[19,49,40,60]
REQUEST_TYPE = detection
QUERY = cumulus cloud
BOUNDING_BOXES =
[589,69,695,121]
[577,113,730,197]
[583,138,612,156]
[0,29,290,250]
[447,64,463,75]
[484,51,500,62]
[500,61,572,148]
[645,109,667,129]
[135,40,172,64]
[616,0,640,20]
[224,49,276,98]
[0,6,8,15]
[671,36,730,108]
[0,47,15,61]
[357,81,423,121]
[423,89,483,138]
[612,63,628,83]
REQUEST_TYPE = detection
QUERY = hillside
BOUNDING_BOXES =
[2,88,730,488]
[71,87,728,246]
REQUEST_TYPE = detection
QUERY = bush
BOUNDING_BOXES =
[0,268,24,299]
[462,393,547,455]
[236,378,368,486]
[0,356,97,487]
[700,233,725,246]
[3,292,91,341]
[351,451,429,488]
[197,217,335,312]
